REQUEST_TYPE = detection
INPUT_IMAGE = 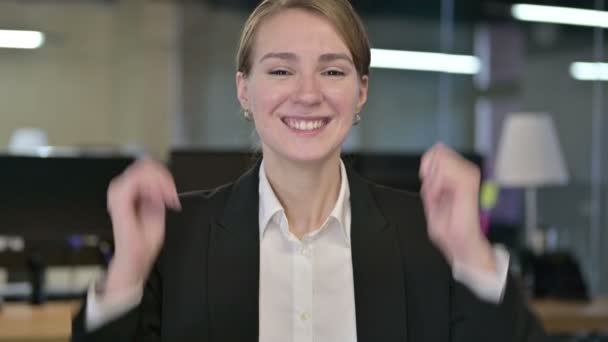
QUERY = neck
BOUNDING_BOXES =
[262,150,342,240]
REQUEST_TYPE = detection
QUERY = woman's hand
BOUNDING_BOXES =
[419,143,495,272]
[104,159,181,294]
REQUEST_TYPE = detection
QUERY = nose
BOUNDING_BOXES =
[292,73,323,106]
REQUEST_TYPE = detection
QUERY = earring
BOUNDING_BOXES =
[353,113,361,126]
[243,110,253,121]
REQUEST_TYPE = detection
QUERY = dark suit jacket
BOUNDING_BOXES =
[72,162,547,342]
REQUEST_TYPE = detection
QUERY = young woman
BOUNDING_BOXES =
[72,0,546,341]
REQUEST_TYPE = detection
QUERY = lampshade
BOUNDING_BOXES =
[495,112,569,187]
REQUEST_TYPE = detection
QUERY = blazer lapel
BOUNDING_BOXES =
[208,162,261,342]
[348,167,408,342]
[206,162,409,342]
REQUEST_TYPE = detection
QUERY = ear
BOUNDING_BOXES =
[236,71,249,111]
[356,75,369,112]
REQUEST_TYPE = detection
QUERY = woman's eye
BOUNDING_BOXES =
[323,69,345,77]
[269,69,290,76]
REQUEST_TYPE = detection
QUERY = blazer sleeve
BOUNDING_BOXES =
[450,273,548,342]
[71,262,163,342]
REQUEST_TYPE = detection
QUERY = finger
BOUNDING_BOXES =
[435,150,479,196]
[109,167,166,227]
[421,147,442,193]
[126,159,180,210]
[419,150,431,180]
[139,195,166,232]
[425,168,445,210]
[420,169,443,220]
[436,143,463,164]
[107,176,138,224]
[136,181,167,221]
[138,191,167,254]
[107,178,141,249]
[153,168,181,211]
[139,181,167,210]
[419,144,439,180]
[137,159,180,210]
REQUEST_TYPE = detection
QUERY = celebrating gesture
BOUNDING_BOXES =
[72,0,546,340]
[420,143,496,273]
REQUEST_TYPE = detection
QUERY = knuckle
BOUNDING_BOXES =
[435,142,447,152]
[107,178,120,200]
[126,160,142,173]
[472,165,481,179]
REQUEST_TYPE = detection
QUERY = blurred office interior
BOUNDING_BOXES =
[0,0,607,340]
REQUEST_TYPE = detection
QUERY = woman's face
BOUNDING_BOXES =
[237,9,368,164]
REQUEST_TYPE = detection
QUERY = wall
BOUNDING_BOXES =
[177,4,478,152]
[0,0,179,159]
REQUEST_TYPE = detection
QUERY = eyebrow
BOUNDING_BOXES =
[259,52,297,63]
[259,52,354,65]
[318,53,354,65]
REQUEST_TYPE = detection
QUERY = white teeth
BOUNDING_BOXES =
[286,119,326,131]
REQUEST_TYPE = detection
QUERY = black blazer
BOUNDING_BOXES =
[72,162,547,342]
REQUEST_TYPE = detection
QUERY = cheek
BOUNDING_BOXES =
[248,80,291,115]
[324,83,361,113]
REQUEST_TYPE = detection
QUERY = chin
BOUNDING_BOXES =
[269,144,340,166]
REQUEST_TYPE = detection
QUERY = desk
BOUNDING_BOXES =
[531,297,608,334]
[0,301,80,342]
[1,298,607,340]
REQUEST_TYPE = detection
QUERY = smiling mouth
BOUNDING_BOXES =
[281,117,331,132]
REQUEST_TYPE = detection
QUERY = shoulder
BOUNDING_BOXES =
[167,181,235,227]
[362,179,427,232]
[162,182,234,251]
[368,182,423,212]
[178,182,234,213]
[350,174,431,251]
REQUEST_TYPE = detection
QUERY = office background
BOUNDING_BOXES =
[0,0,607,339]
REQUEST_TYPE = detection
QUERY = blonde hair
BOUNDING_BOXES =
[236,0,370,78]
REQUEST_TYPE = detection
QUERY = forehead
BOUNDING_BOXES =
[253,8,352,60]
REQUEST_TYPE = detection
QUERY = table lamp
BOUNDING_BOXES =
[494,112,569,253]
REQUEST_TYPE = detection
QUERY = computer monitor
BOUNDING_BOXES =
[169,149,483,194]
[344,152,483,193]
[0,153,135,241]
[169,149,260,193]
